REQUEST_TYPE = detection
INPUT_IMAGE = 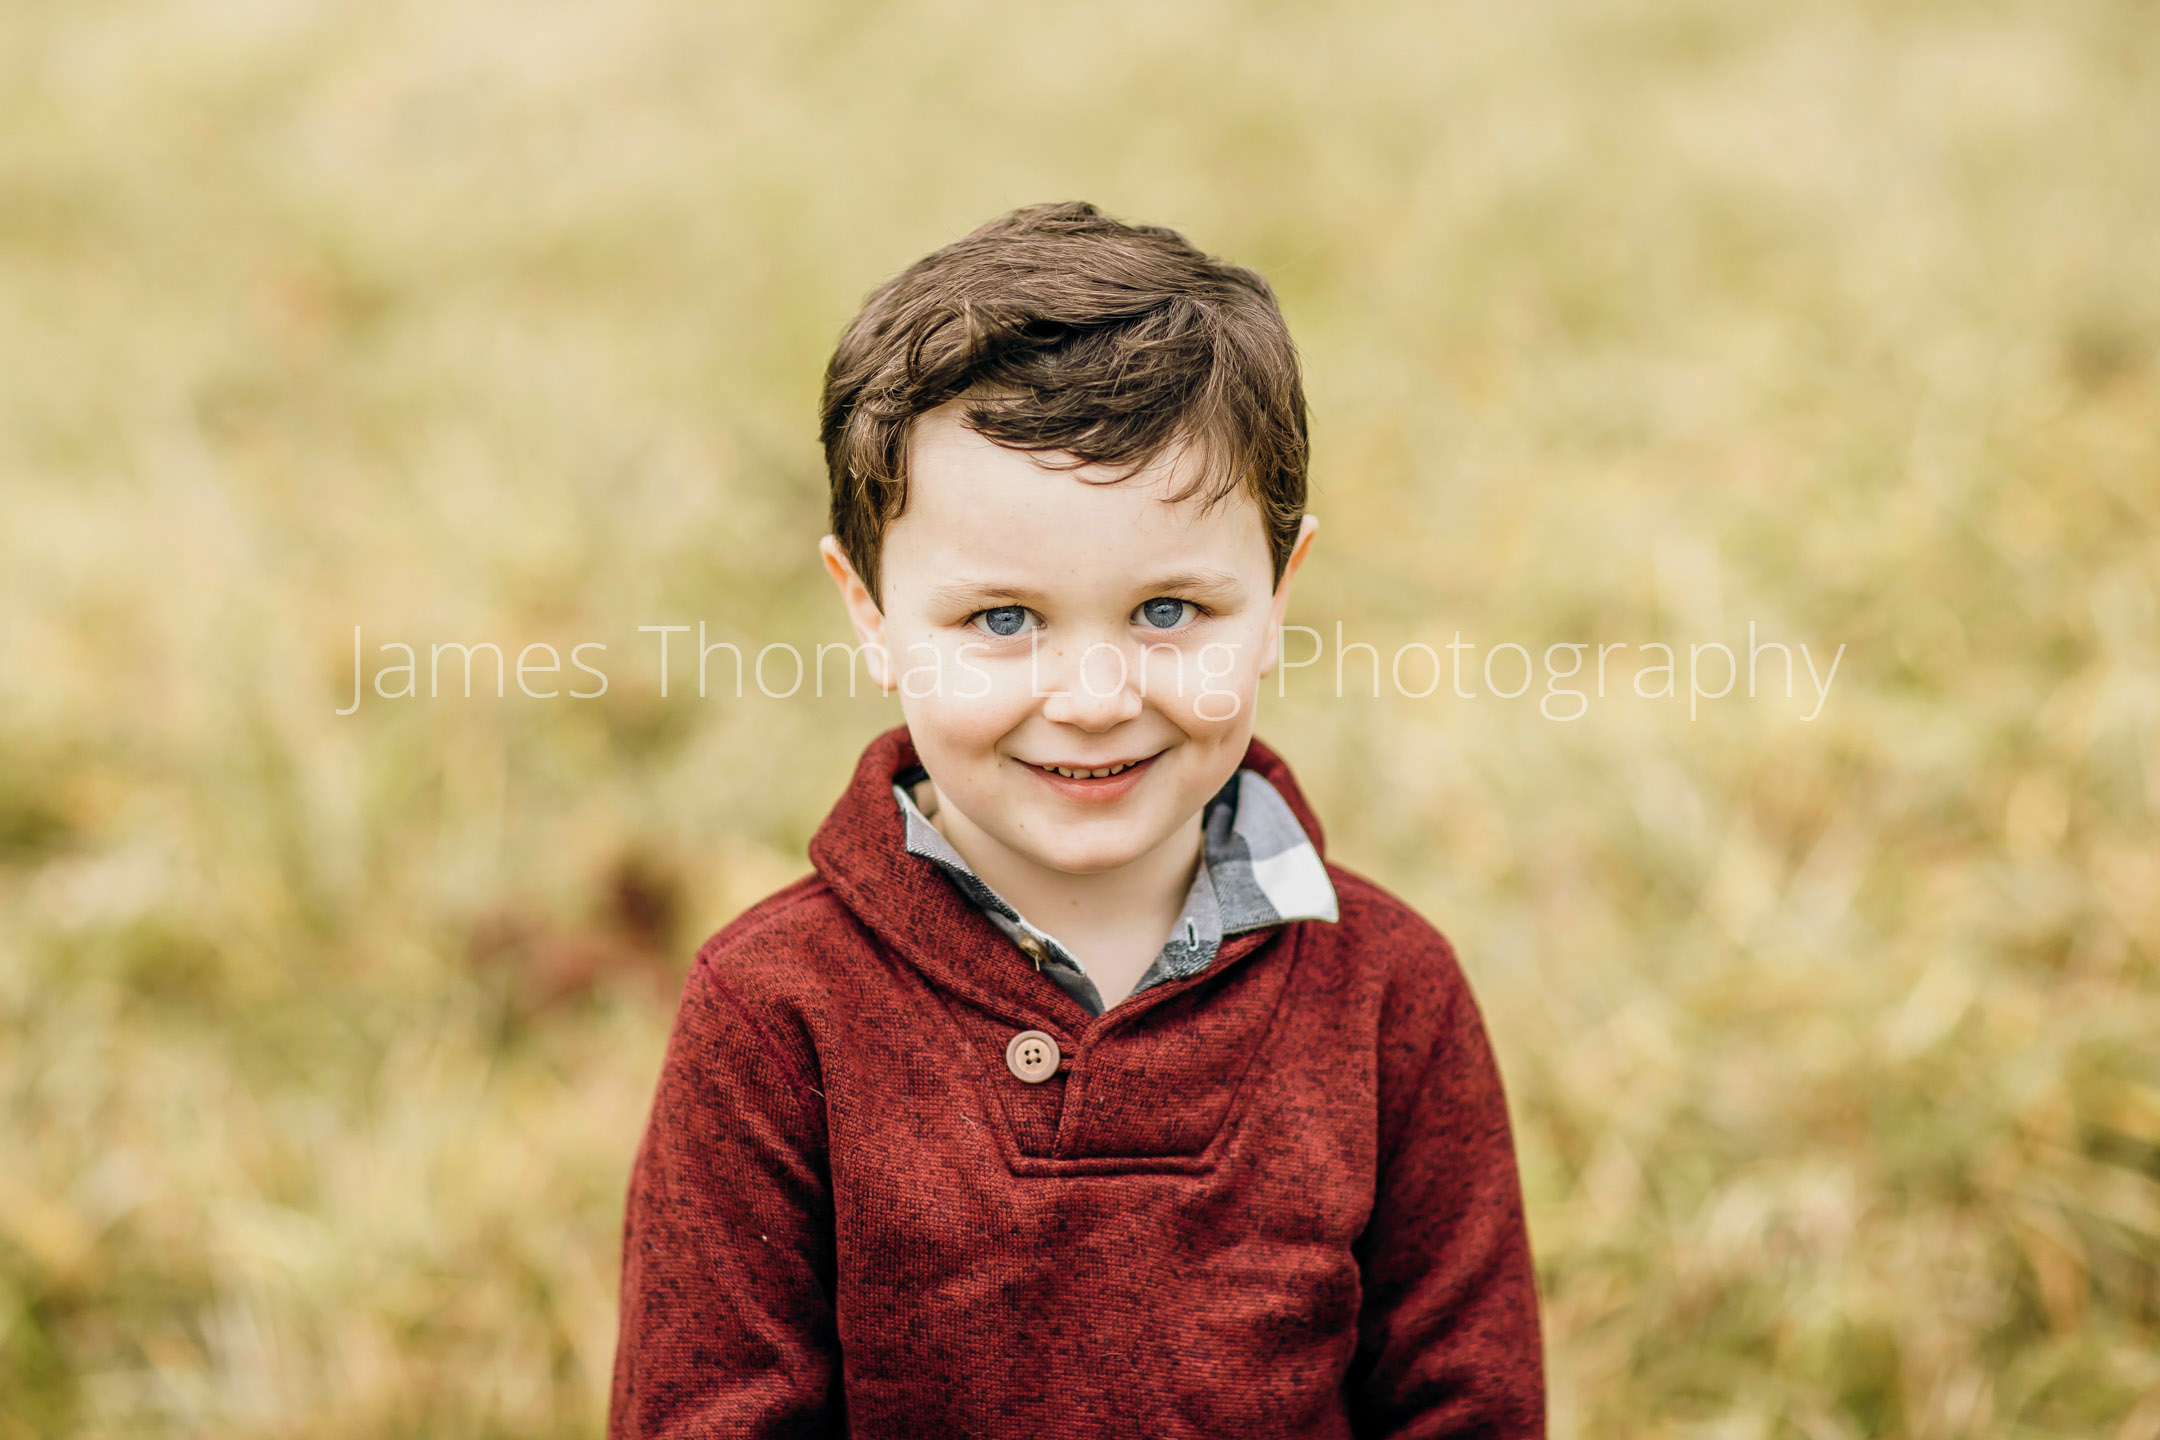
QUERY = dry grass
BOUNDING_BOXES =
[2,0,2156,1434]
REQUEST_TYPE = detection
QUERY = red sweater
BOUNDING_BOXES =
[610,727,1544,1439]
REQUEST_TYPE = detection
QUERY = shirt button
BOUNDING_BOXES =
[1004,1029,1061,1084]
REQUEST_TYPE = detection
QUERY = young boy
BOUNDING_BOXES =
[609,202,1544,1438]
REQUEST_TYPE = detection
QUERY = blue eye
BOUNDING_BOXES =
[977,606,1032,637]
[1138,598,1192,629]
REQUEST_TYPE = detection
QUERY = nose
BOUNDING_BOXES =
[1036,639,1145,732]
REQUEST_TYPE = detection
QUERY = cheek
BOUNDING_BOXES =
[894,636,1039,753]
[1145,624,1270,734]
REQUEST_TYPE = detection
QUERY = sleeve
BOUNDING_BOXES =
[609,955,840,1440]
[1348,935,1545,1439]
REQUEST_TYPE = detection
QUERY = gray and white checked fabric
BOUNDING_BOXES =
[892,763,1338,1016]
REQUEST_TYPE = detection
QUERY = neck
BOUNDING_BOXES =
[917,779,1203,963]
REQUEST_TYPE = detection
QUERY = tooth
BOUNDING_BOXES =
[1090,768,1109,778]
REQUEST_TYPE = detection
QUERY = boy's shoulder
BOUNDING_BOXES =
[686,870,856,993]
[1319,860,1463,965]
[1313,858,1485,1030]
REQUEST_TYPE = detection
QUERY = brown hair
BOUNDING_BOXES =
[820,201,1309,603]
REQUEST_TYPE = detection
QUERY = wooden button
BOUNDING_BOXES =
[1004,1029,1061,1084]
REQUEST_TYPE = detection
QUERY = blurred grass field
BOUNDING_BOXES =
[3,0,2158,1434]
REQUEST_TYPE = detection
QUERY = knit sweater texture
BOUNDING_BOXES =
[609,725,1545,1439]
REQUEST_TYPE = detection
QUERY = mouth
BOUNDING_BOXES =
[1017,751,1161,802]
[1029,757,1149,779]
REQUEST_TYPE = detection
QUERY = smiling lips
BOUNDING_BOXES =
[1032,758,1146,779]
[1019,752,1159,802]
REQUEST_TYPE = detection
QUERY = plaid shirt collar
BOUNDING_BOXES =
[891,764,1339,1016]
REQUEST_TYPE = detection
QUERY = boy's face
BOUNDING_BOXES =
[822,400,1317,879]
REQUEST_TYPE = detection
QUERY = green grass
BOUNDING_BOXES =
[2,0,2156,1434]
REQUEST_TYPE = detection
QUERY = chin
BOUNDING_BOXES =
[1025,830,1157,877]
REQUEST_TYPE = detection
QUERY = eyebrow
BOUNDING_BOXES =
[1141,568,1247,600]
[922,580,1058,612]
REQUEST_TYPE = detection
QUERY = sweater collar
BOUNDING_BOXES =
[892,763,1336,1015]
[807,725,1332,1022]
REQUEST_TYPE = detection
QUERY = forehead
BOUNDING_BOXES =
[884,403,1269,591]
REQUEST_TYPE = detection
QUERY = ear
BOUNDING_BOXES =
[819,535,894,693]
[1259,515,1321,677]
